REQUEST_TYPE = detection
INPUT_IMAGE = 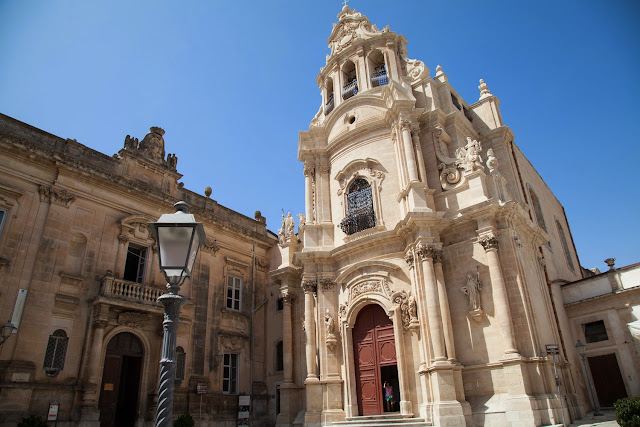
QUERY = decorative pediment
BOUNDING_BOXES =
[327,6,385,56]
[120,215,155,242]
[335,158,385,196]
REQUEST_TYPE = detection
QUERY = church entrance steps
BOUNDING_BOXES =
[331,414,431,427]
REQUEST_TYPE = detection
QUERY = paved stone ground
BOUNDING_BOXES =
[568,410,619,427]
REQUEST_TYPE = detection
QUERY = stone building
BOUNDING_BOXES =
[0,5,638,427]
[0,115,277,426]
[562,260,640,408]
[265,6,603,427]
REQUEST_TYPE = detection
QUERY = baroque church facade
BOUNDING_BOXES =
[0,5,637,427]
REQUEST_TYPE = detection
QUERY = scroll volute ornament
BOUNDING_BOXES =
[478,236,499,251]
[414,242,436,260]
[433,127,463,190]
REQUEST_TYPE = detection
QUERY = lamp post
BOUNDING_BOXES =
[149,201,205,427]
[575,340,603,416]
[0,320,15,347]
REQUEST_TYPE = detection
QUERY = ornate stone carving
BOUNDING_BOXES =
[349,279,391,301]
[404,250,414,267]
[399,120,412,131]
[200,240,219,255]
[118,235,129,244]
[278,212,296,246]
[392,290,418,330]
[301,280,317,294]
[297,214,306,236]
[320,279,335,291]
[117,311,148,329]
[93,319,107,329]
[138,127,166,162]
[327,6,381,56]
[166,153,178,169]
[220,335,244,353]
[433,127,463,190]
[478,79,492,100]
[335,158,384,196]
[414,242,436,260]
[303,166,315,177]
[486,148,499,174]
[255,258,270,271]
[339,304,347,321]
[478,236,499,251]
[433,249,444,264]
[124,134,139,150]
[280,289,294,304]
[39,185,76,207]
[455,137,484,173]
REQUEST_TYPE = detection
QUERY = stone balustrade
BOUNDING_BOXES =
[101,276,164,305]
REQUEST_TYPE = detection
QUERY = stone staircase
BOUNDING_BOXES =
[331,414,431,426]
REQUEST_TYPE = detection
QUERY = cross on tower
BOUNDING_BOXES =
[342,0,349,7]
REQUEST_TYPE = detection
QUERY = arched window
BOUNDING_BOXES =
[43,329,68,376]
[275,341,283,372]
[324,77,335,115]
[341,60,358,100]
[527,186,547,232]
[368,50,388,87]
[556,220,575,272]
[339,178,376,235]
[175,347,186,384]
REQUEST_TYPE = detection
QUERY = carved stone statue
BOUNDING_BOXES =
[486,148,498,174]
[455,137,484,173]
[284,212,295,237]
[138,127,166,162]
[124,135,139,150]
[297,213,306,235]
[278,227,286,245]
[166,153,178,169]
[325,309,335,337]
[461,271,482,311]
[408,293,418,322]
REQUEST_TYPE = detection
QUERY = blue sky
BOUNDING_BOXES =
[1,1,638,270]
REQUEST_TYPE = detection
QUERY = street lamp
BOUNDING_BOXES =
[575,340,603,416]
[149,201,205,427]
[0,320,15,347]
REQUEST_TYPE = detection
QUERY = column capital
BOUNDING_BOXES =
[415,242,436,261]
[118,234,129,244]
[433,248,444,264]
[320,279,335,291]
[318,163,330,174]
[93,319,107,329]
[280,288,294,304]
[301,280,317,294]
[404,250,415,267]
[303,164,315,177]
[478,235,499,251]
[400,119,412,131]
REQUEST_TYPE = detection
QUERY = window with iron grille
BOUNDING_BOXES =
[123,243,147,283]
[175,346,186,384]
[339,178,376,235]
[226,276,242,311]
[222,353,238,394]
[43,329,68,376]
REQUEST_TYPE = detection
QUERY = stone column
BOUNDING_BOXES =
[416,243,446,362]
[114,235,128,279]
[280,288,294,384]
[333,64,342,108]
[303,164,315,223]
[83,319,107,404]
[302,280,318,380]
[399,120,419,183]
[391,308,413,416]
[433,249,456,361]
[479,235,518,355]
[318,163,331,223]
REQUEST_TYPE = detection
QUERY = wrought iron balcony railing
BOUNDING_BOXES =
[371,70,388,87]
[101,275,164,305]
[324,95,334,115]
[339,206,376,236]
[342,80,358,100]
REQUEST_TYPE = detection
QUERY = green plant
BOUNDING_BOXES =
[17,415,48,427]
[174,412,195,427]
[615,397,640,427]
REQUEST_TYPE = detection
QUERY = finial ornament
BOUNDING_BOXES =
[479,79,492,100]
[342,0,349,7]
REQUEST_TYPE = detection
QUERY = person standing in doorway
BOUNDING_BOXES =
[383,380,394,412]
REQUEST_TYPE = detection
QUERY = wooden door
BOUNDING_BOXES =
[99,354,122,427]
[353,304,396,416]
[588,353,628,407]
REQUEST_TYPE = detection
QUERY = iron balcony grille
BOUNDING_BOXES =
[371,70,388,87]
[342,80,358,100]
[324,95,334,115]
[339,206,376,235]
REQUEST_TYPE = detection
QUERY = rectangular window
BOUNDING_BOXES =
[0,209,6,239]
[123,244,147,283]
[276,297,284,311]
[222,353,238,394]
[584,320,608,343]
[226,276,242,311]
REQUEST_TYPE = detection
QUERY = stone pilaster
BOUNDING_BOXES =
[415,243,446,362]
[433,249,456,361]
[303,164,315,223]
[400,119,419,183]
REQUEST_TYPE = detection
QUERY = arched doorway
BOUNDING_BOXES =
[353,304,399,415]
[99,332,144,427]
